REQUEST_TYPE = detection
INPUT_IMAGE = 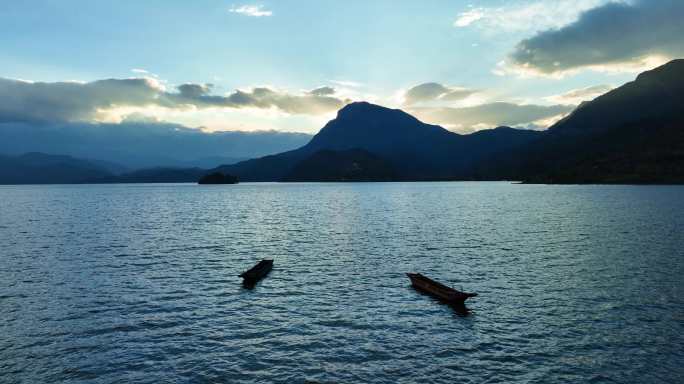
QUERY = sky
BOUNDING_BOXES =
[1,0,683,135]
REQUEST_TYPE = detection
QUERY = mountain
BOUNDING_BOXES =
[282,149,397,182]
[215,102,541,181]
[0,152,116,184]
[505,59,684,184]
[4,61,681,185]
[0,152,215,184]
[550,59,684,136]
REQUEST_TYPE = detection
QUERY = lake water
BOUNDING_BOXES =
[1,182,683,383]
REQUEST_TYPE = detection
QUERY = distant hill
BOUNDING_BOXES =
[215,102,541,181]
[0,152,115,184]
[550,59,684,136]
[502,59,684,184]
[0,153,213,184]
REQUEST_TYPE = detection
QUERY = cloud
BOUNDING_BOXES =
[403,83,477,105]
[172,84,349,115]
[546,84,614,105]
[131,68,159,78]
[189,86,349,115]
[309,86,336,96]
[176,83,213,98]
[242,87,349,114]
[506,0,684,76]
[0,77,349,124]
[0,77,166,123]
[410,102,573,133]
[229,5,272,17]
[454,9,484,27]
[329,80,363,88]
[454,0,611,33]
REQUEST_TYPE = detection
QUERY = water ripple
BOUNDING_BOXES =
[1,182,683,383]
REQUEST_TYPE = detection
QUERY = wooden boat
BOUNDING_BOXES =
[406,273,477,304]
[240,259,273,286]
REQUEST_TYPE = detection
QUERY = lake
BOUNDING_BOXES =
[1,182,683,383]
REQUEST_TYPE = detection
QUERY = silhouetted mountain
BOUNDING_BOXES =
[215,102,541,181]
[527,120,684,183]
[550,59,684,136]
[282,149,397,182]
[304,102,457,178]
[0,152,115,184]
[5,61,681,185]
[500,59,684,183]
[0,152,220,184]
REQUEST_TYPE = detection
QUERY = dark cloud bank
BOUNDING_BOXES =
[0,77,344,168]
[0,77,348,124]
[509,0,684,74]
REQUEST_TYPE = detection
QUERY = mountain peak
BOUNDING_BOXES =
[549,58,684,135]
[333,101,427,129]
[337,101,396,118]
[635,59,684,83]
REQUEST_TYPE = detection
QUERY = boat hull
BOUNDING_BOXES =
[406,273,476,304]
[240,259,273,286]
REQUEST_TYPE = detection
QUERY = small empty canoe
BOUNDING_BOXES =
[240,259,273,285]
[406,273,477,304]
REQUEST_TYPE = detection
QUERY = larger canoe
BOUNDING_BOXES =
[240,259,273,286]
[406,273,477,304]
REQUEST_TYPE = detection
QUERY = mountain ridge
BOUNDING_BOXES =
[2,60,682,184]
[215,102,542,181]
[484,59,684,183]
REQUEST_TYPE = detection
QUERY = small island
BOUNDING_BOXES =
[198,172,239,185]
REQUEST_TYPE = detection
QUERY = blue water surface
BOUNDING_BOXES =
[1,182,683,383]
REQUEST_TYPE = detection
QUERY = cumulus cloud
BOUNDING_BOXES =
[546,84,614,105]
[0,77,349,124]
[229,5,272,17]
[403,82,477,105]
[506,0,684,76]
[410,102,573,133]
